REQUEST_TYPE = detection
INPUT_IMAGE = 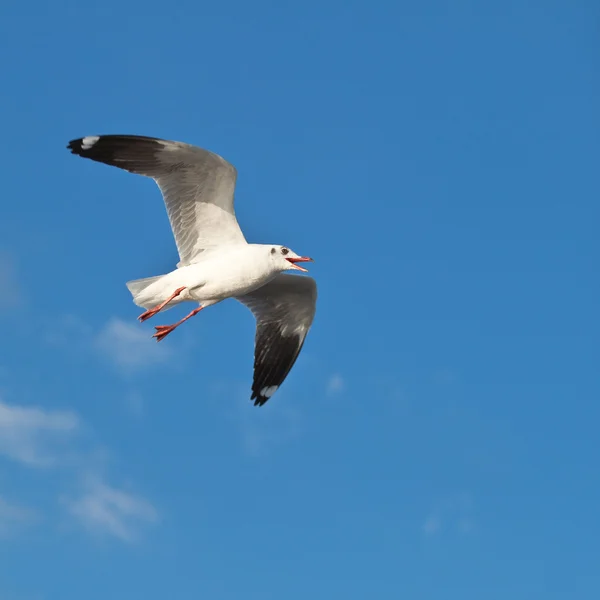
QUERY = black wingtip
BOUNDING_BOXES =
[65,134,170,170]
[66,136,99,157]
[67,138,81,153]
[250,388,272,407]
[251,385,281,407]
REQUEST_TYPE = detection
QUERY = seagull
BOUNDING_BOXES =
[67,134,317,406]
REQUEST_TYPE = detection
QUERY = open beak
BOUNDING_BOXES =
[285,257,314,272]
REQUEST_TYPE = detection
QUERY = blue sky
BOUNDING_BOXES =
[0,0,598,598]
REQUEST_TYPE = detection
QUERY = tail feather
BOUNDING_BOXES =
[125,275,163,308]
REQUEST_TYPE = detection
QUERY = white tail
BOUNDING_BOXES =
[125,275,163,307]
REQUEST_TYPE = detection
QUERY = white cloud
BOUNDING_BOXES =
[326,373,345,396]
[45,314,173,375]
[67,476,158,542]
[0,495,36,536]
[0,253,22,309]
[95,317,172,372]
[0,399,80,467]
[0,395,158,543]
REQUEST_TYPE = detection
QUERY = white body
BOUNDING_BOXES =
[132,244,281,310]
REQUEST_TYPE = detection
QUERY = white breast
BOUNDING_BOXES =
[185,246,276,302]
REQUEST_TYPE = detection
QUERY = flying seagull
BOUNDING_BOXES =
[67,134,317,406]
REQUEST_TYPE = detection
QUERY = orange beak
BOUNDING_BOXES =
[285,257,314,272]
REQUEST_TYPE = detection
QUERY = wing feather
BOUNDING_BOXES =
[67,134,246,266]
[235,274,317,406]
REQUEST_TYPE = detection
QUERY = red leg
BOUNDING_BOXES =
[138,287,186,322]
[153,306,204,342]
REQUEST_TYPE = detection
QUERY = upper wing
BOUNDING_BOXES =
[235,274,317,406]
[67,134,246,266]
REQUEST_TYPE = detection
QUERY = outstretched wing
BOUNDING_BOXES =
[67,134,246,266]
[236,274,317,406]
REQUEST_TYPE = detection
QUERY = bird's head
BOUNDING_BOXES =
[269,245,314,272]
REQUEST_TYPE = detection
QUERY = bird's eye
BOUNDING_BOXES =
[281,247,289,255]
[271,247,276,254]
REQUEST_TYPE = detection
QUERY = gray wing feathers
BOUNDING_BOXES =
[67,135,246,266]
[236,274,317,406]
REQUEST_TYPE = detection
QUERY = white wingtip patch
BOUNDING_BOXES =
[81,136,100,150]
[260,385,278,399]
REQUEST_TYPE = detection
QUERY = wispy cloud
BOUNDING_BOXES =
[422,492,475,538]
[326,373,345,396]
[66,476,158,543]
[0,399,80,467]
[45,314,173,375]
[1,379,158,543]
[0,253,22,309]
[95,317,172,372]
[0,495,36,536]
